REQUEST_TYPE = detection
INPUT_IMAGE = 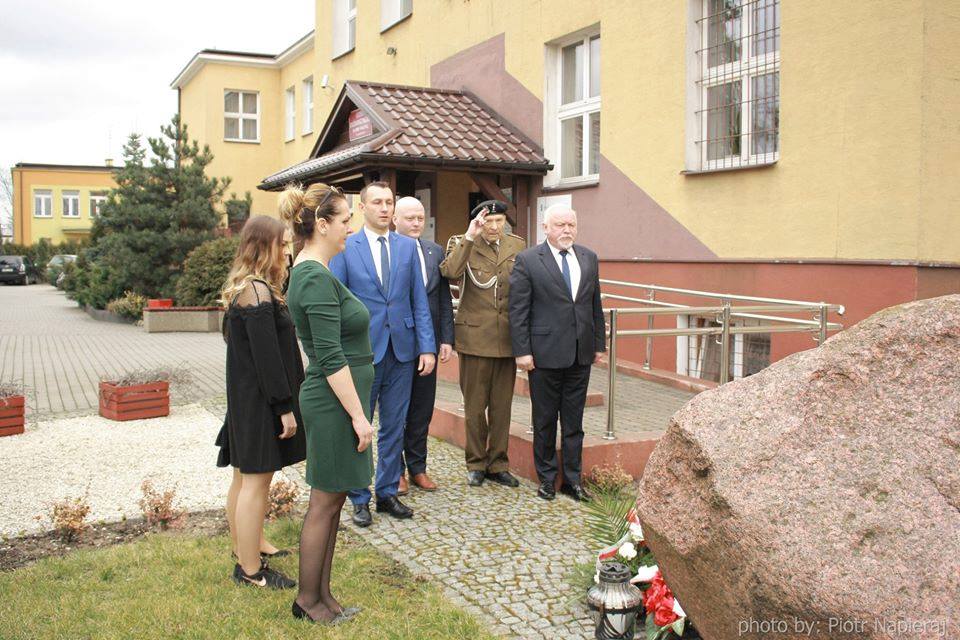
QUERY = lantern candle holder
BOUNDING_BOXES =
[587,561,644,640]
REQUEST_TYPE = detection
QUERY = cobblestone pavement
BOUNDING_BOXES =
[289,436,598,640]
[436,366,694,439]
[0,285,226,418]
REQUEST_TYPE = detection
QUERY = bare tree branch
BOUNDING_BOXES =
[0,169,13,241]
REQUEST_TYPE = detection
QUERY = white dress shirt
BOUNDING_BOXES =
[362,225,391,285]
[546,241,581,300]
[415,240,428,287]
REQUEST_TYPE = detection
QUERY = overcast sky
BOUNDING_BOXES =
[0,0,313,172]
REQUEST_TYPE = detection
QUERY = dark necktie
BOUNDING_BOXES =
[560,249,572,298]
[378,236,390,293]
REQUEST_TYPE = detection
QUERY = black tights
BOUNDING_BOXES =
[296,489,346,621]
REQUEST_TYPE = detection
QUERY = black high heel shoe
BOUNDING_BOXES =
[291,601,347,625]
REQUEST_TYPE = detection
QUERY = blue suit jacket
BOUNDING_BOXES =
[330,230,436,365]
[418,238,455,348]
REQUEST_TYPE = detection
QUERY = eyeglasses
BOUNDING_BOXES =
[314,185,344,216]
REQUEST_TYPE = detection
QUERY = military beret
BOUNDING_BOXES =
[470,199,513,225]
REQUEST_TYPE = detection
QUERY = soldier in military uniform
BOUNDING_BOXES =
[440,200,526,488]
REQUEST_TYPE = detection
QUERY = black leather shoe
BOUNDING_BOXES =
[485,471,520,487]
[559,484,593,502]
[466,471,485,486]
[352,503,372,527]
[375,495,414,519]
[537,481,556,500]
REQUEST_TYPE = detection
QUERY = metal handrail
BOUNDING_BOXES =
[450,275,843,443]
[600,279,847,315]
[599,286,844,440]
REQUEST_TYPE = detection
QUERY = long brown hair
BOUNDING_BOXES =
[220,216,288,305]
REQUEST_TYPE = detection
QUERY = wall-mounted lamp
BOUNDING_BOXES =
[386,46,398,56]
[320,74,330,89]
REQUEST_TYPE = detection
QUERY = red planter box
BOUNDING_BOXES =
[147,299,174,309]
[0,395,25,437]
[98,381,170,421]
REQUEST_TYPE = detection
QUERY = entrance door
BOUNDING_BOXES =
[415,188,434,242]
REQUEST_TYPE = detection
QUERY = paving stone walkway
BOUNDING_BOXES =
[289,437,598,640]
[436,367,694,439]
[3,283,691,639]
[0,284,226,417]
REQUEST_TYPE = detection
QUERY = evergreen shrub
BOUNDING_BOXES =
[174,236,239,307]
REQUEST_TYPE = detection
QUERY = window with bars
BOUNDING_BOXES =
[678,315,771,382]
[62,190,80,218]
[224,90,259,142]
[546,31,601,186]
[694,0,779,170]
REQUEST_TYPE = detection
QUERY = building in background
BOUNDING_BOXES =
[11,163,117,245]
[173,0,960,379]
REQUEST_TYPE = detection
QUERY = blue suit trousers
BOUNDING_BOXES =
[348,342,414,505]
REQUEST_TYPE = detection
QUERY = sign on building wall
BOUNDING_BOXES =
[348,109,373,140]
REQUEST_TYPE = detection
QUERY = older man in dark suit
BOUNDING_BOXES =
[509,204,606,502]
[393,196,455,493]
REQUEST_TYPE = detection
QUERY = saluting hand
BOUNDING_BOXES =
[353,415,374,452]
[279,411,298,439]
[465,207,488,241]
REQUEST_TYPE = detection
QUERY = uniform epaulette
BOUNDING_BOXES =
[445,234,464,254]
[506,233,525,243]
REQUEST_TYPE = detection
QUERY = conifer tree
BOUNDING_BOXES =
[80,115,230,305]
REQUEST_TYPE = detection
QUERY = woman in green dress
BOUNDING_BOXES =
[281,183,375,625]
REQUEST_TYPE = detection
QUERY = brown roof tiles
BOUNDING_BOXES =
[260,80,551,190]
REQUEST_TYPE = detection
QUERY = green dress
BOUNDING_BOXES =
[287,260,374,492]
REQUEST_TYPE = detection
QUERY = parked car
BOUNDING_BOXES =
[46,254,77,286]
[0,255,42,285]
[47,254,77,271]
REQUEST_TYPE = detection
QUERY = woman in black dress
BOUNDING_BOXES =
[216,215,306,589]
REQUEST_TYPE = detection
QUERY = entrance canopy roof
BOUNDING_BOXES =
[259,80,551,191]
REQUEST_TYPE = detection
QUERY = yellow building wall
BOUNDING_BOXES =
[303,0,956,263]
[179,63,283,217]
[172,0,954,261]
[11,167,116,245]
[918,0,960,262]
[279,47,321,172]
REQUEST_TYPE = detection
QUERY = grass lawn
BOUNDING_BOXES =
[0,516,495,640]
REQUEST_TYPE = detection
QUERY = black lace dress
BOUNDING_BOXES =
[216,280,306,473]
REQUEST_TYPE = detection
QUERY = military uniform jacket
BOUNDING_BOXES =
[440,232,526,357]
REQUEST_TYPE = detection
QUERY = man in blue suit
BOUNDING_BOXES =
[330,182,436,527]
[393,197,455,494]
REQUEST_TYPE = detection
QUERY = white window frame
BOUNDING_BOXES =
[224,90,260,143]
[691,0,780,171]
[285,86,296,142]
[333,0,357,58]
[33,189,52,218]
[544,29,601,188]
[380,0,412,32]
[90,192,107,217]
[62,190,80,218]
[302,76,314,135]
